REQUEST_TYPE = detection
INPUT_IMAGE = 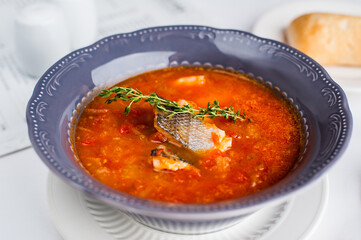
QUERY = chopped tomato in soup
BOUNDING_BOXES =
[74,67,304,204]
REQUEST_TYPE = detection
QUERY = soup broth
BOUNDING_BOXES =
[74,67,304,204]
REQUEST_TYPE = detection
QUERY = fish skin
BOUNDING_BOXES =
[150,145,197,172]
[154,108,216,152]
[154,107,232,152]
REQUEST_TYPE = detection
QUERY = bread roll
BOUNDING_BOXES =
[285,13,361,66]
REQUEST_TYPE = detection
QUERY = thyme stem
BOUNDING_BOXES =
[99,87,250,123]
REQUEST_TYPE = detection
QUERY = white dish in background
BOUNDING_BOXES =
[252,1,361,91]
[47,173,328,240]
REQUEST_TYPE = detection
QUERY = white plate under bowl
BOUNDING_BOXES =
[252,1,361,91]
[47,173,328,240]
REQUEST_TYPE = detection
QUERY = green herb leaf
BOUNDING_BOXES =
[99,86,250,123]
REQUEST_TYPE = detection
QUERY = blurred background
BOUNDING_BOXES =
[0,0,360,239]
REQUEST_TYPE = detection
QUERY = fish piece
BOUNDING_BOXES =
[150,145,197,172]
[154,106,232,152]
[174,75,206,86]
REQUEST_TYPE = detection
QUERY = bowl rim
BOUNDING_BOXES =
[27,25,353,218]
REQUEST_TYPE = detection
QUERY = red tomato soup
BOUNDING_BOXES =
[74,67,304,204]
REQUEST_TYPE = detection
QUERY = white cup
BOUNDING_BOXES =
[54,0,98,50]
[14,2,71,78]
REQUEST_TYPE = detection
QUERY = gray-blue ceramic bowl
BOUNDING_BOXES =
[27,25,352,234]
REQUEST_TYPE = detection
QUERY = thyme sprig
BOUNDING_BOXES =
[99,87,250,123]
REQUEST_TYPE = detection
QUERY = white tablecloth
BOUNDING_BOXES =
[1,0,360,239]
